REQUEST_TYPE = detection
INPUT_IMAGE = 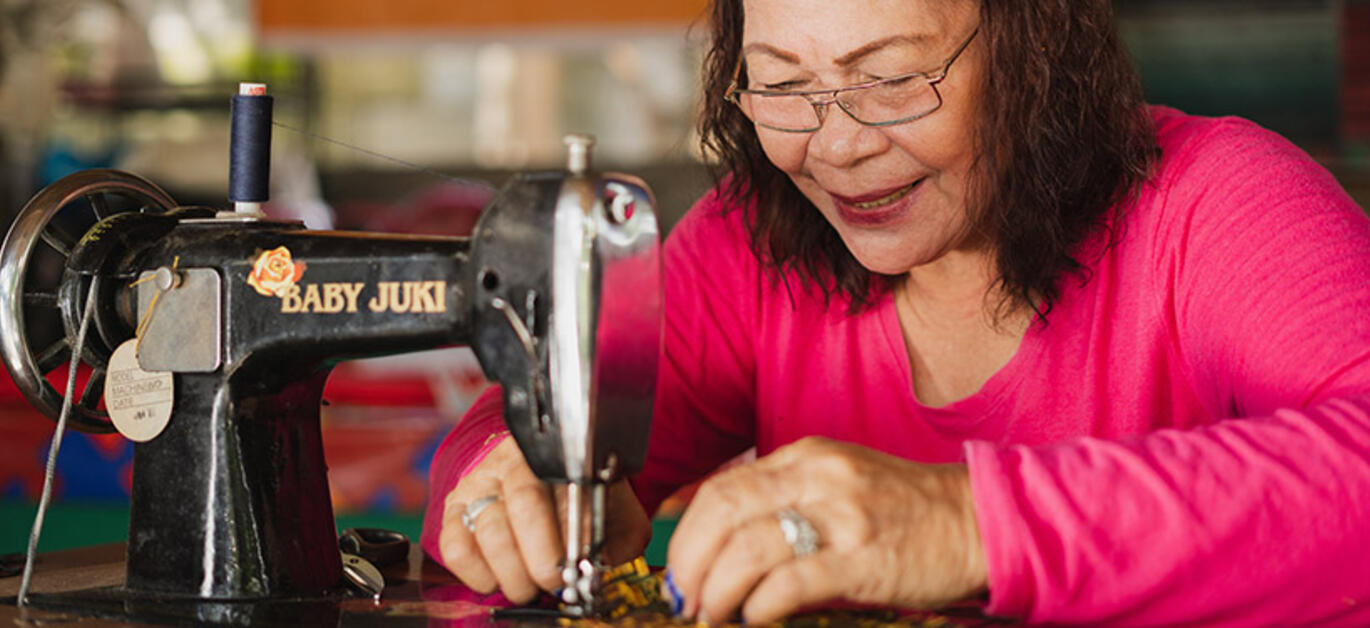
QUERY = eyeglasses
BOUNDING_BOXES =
[725,28,979,133]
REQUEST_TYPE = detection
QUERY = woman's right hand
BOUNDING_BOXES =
[435,435,651,603]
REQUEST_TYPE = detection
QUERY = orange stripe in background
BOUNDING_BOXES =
[256,0,710,32]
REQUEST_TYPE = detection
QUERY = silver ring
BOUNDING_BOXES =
[776,508,819,558]
[461,494,500,533]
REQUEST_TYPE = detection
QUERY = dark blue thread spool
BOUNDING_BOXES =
[229,83,272,207]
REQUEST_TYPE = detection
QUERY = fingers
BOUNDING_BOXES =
[500,455,566,591]
[468,496,541,603]
[437,438,561,602]
[742,552,846,624]
[668,439,828,618]
[696,508,820,623]
[438,490,499,594]
[436,438,658,603]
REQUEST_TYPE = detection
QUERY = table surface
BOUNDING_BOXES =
[0,543,531,627]
[0,544,1003,627]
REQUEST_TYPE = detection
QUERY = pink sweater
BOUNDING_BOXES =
[423,108,1370,625]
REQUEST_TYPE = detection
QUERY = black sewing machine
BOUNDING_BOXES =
[0,84,661,623]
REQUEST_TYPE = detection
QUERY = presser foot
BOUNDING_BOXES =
[558,556,663,619]
[558,557,603,616]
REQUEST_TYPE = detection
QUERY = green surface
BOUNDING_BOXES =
[2,499,680,567]
[2,501,130,555]
[646,515,678,567]
[1,500,423,556]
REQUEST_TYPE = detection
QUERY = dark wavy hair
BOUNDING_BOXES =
[699,0,1158,320]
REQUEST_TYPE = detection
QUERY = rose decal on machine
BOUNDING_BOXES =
[245,246,446,314]
[246,246,307,297]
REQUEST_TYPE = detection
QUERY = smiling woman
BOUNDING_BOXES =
[701,0,1155,316]
[424,1,1370,625]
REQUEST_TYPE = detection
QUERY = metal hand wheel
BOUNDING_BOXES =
[0,169,176,432]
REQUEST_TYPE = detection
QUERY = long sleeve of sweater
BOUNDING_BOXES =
[968,115,1370,625]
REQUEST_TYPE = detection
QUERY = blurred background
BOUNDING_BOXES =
[1,0,1368,563]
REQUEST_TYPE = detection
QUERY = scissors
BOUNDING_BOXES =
[338,528,409,603]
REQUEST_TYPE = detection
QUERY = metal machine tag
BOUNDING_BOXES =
[136,267,222,372]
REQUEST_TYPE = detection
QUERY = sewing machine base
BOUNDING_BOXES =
[8,587,351,626]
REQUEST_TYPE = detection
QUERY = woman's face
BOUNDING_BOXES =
[740,0,982,275]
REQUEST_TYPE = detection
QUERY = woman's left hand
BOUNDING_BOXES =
[664,437,987,624]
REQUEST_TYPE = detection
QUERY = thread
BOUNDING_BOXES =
[229,83,273,203]
[269,120,495,192]
[18,277,101,606]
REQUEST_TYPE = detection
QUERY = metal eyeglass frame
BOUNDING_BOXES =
[725,27,979,133]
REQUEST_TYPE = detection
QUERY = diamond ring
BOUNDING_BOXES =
[776,508,819,558]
